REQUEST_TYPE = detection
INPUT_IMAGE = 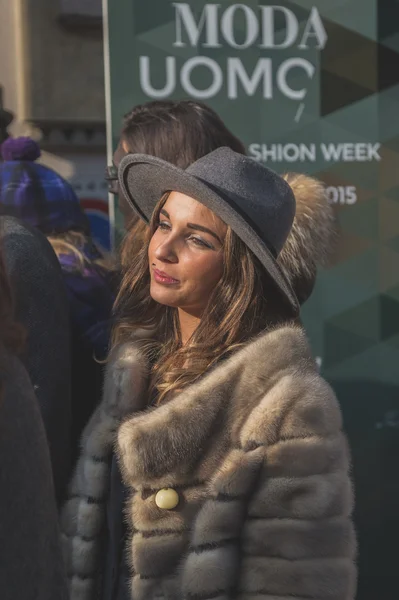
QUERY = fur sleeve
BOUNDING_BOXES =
[238,371,357,600]
[60,341,148,600]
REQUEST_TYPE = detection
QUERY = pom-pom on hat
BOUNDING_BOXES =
[0,137,89,235]
[1,136,41,162]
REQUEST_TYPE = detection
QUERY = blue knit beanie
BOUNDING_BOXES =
[0,137,89,235]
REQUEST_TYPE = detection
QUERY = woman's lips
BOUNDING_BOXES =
[153,268,180,285]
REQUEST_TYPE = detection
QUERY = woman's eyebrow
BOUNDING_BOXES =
[187,223,221,244]
[160,209,222,244]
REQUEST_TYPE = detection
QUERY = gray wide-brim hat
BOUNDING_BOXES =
[119,146,299,315]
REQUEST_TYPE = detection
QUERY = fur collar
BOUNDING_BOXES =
[114,324,316,489]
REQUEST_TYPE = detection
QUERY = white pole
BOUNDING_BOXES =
[102,0,115,251]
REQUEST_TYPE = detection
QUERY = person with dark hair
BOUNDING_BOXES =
[0,226,68,600]
[0,215,71,503]
[106,100,246,232]
[0,137,115,464]
[62,148,355,600]
[107,100,336,299]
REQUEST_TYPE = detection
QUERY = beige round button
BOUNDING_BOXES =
[155,488,179,510]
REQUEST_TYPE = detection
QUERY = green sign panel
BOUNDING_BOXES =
[105,2,399,596]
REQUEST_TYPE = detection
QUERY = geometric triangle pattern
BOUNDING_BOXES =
[324,321,376,368]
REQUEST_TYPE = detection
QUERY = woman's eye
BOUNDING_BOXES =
[189,235,212,249]
[158,221,171,231]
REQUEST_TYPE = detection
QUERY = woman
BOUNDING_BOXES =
[62,148,355,600]
[0,233,68,599]
[0,136,115,459]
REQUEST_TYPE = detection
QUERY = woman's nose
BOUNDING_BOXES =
[154,238,178,263]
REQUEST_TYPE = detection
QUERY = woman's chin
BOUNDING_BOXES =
[150,284,180,308]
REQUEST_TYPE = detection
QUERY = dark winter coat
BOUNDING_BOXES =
[57,244,115,460]
[61,324,357,600]
[0,216,71,503]
[58,245,114,361]
[0,344,68,600]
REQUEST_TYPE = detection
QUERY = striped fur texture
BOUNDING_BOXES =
[278,173,336,304]
[61,324,356,600]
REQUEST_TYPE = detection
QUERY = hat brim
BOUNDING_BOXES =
[119,153,299,316]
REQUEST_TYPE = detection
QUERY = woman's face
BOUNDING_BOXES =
[148,192,227,317]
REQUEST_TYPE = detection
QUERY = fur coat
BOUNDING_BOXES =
[61,324,356,600]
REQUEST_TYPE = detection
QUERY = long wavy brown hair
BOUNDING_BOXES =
[113,196,292,404]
